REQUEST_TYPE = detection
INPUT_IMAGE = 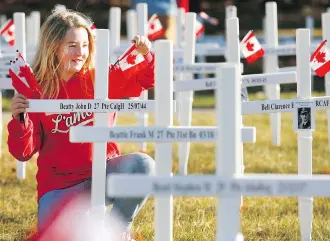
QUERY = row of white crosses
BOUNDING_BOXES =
[69,12,255,239]
[18,11,252,237]
[1,4,329,176]
[172,13,326,239]
[0,11,41,177]
[108,3,223,153]
[175,12,330,240]
[1,3,328,60]
[0,13,32,179]
[65,11,328,240]
[193,2,329,145]
[103,4,204,152]
[115,2,330,177]
[111,4,245,167]
[68,23,330,240]
[179,3,330,175]
[176,8,330,175]
[0,2,304,153]
[262,2,329,147]
[176,5,250,175]
[2,7,330,241]
[91,2,329,176]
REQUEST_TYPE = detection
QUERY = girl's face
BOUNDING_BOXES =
[57,27,89,80]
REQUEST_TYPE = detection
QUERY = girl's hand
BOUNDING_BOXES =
[11,93,29,120]
[132,35,152,55]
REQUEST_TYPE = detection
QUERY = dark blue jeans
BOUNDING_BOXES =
[37,152,155,232]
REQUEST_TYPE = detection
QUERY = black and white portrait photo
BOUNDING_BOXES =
[297,107,311,130]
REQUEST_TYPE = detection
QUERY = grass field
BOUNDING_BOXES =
[1,92,330,241]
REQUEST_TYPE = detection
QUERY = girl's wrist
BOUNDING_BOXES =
[143,50,150,56]
[143,51,153,64]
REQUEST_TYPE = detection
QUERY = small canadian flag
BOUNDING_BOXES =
[240,30,264,64]
[195,19,205,38]
[148,14,164,40]
[310,40,330,77]
[118,44,147,79]
[8,50,42,99]
[0,19,15,46]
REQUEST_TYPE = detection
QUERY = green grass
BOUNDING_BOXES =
[2,97,11,112]
[1,92,330,241]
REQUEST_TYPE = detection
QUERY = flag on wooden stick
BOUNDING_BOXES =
[310,40,330,77]
[240,30,265,63]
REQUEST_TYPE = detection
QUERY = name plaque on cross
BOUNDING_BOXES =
[241,72,296,87]
[173,63,244,73]
[27,100,158,113]
[69,126,256,143]
[106,175,330,198]
[242,97,330,115]
[174,72,296,92]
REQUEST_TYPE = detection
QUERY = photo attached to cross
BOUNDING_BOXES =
[293,101,315,132]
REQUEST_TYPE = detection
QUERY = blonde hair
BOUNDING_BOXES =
[31,7,95,99]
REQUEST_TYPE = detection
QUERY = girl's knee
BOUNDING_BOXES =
[130,152,155,175]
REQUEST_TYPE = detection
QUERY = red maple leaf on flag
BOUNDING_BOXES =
[246,42,254,51]
[150,23,155,30]
[126,54,136,65]
[315,51,326,63]
[18,65,31,79]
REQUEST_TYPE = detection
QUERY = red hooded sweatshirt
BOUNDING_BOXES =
[7,53,155,202]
